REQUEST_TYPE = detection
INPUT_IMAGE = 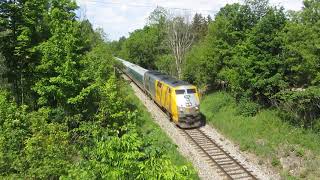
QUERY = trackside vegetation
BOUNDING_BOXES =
[0,0,196,179]
[113,0,320,132]
[201,92,320,179]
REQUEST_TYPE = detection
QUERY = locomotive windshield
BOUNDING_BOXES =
[187,89,196,94]
[175,90,185,94]
[175,87,199,108]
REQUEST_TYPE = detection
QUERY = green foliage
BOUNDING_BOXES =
[32,1,81,108]
[314,119,320,133]
[110,36,126,57]
[191,13,209,42]
[117,8,172,75]
[271,157,281,167]
[68,42,114,118]
[236,99,261,117]
[184,3,256,87]
[280,21,320,87]
[120,26,163,69]
[184,1,320,129]
[4,0,320,178]
[62,80,194,179]
[97,76,138,129]
[0,91,74,178]
[201,92,320,179]
[66,125,144,179]
[275,87,320,129]
[155,54,176,75]
[301,0,320,24]
[65,124,192,179]
[0,90,30,175]
[0,53,7,86]
[0,0,51,104]
[226,7,287,104]
[24,108,74,178]
[1,1,195,179]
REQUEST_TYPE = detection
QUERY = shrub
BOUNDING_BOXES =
[275,86,320,129]
[313,119,320,133]
[236,99,261,117]
[0,90,30,174]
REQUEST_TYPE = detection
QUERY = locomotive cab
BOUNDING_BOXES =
[174,86,202,128]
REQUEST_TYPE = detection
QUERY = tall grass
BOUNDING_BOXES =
[201,92,320,179]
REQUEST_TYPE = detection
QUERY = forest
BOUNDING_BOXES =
[1,0,320,179]
[113,0,320,132]
[0,0,196,179]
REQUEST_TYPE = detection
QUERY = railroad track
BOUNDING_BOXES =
[181,128,258,180]
[123,72,259,179]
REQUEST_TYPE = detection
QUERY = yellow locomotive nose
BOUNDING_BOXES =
[174,87,201,128]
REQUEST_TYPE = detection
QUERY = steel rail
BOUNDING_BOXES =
[197,128,257,179]
[183,129,234,179]
[183,128,258,180]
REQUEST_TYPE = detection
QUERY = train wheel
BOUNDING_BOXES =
[166,111,172,121]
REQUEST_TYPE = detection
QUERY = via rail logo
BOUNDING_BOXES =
[184,95,192,107]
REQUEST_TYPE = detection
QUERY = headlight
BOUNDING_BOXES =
[179,107,184,112]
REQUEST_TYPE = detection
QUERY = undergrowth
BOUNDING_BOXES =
[201,92,320,179]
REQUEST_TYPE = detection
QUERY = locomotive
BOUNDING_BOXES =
[116,57,201,128]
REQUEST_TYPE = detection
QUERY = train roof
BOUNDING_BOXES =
[116,57,148,75]
[146,70,191,87]
[116,57,194,88]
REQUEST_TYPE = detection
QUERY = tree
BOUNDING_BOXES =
[281,21,320,87]
[0,90,30,175]
[244,0,269,19]
[1,1,195,179]
[120,26,160,69]
[0,0,50,105]
[148,6,168,27]
[32,0,81,110]
[191,13,208,42]
[167,14,194,78]
[227,7,287,104]
[301,0,320,24]
[207,15,213,23]
[0,53,7,87]
[184,3,256,87]
[110,36,126,56]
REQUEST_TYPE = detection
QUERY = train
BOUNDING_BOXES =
[116,57,202,128]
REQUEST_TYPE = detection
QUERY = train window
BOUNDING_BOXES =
[157,82,162,88]
[175,90,185,94]
[187,89,196,94]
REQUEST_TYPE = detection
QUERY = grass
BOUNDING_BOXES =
[201,91,320,179]
[123,83,199,179]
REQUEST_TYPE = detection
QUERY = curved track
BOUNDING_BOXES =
[181,128,258,180]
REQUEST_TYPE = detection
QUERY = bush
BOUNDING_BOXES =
[236,99,261,117]
[0,90,30,174]
[313,119,320,133]
[275,86,320,129]
[24,109,74,178]
[155,54,176,76]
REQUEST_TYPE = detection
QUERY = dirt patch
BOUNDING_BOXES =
[277,144,320,179]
